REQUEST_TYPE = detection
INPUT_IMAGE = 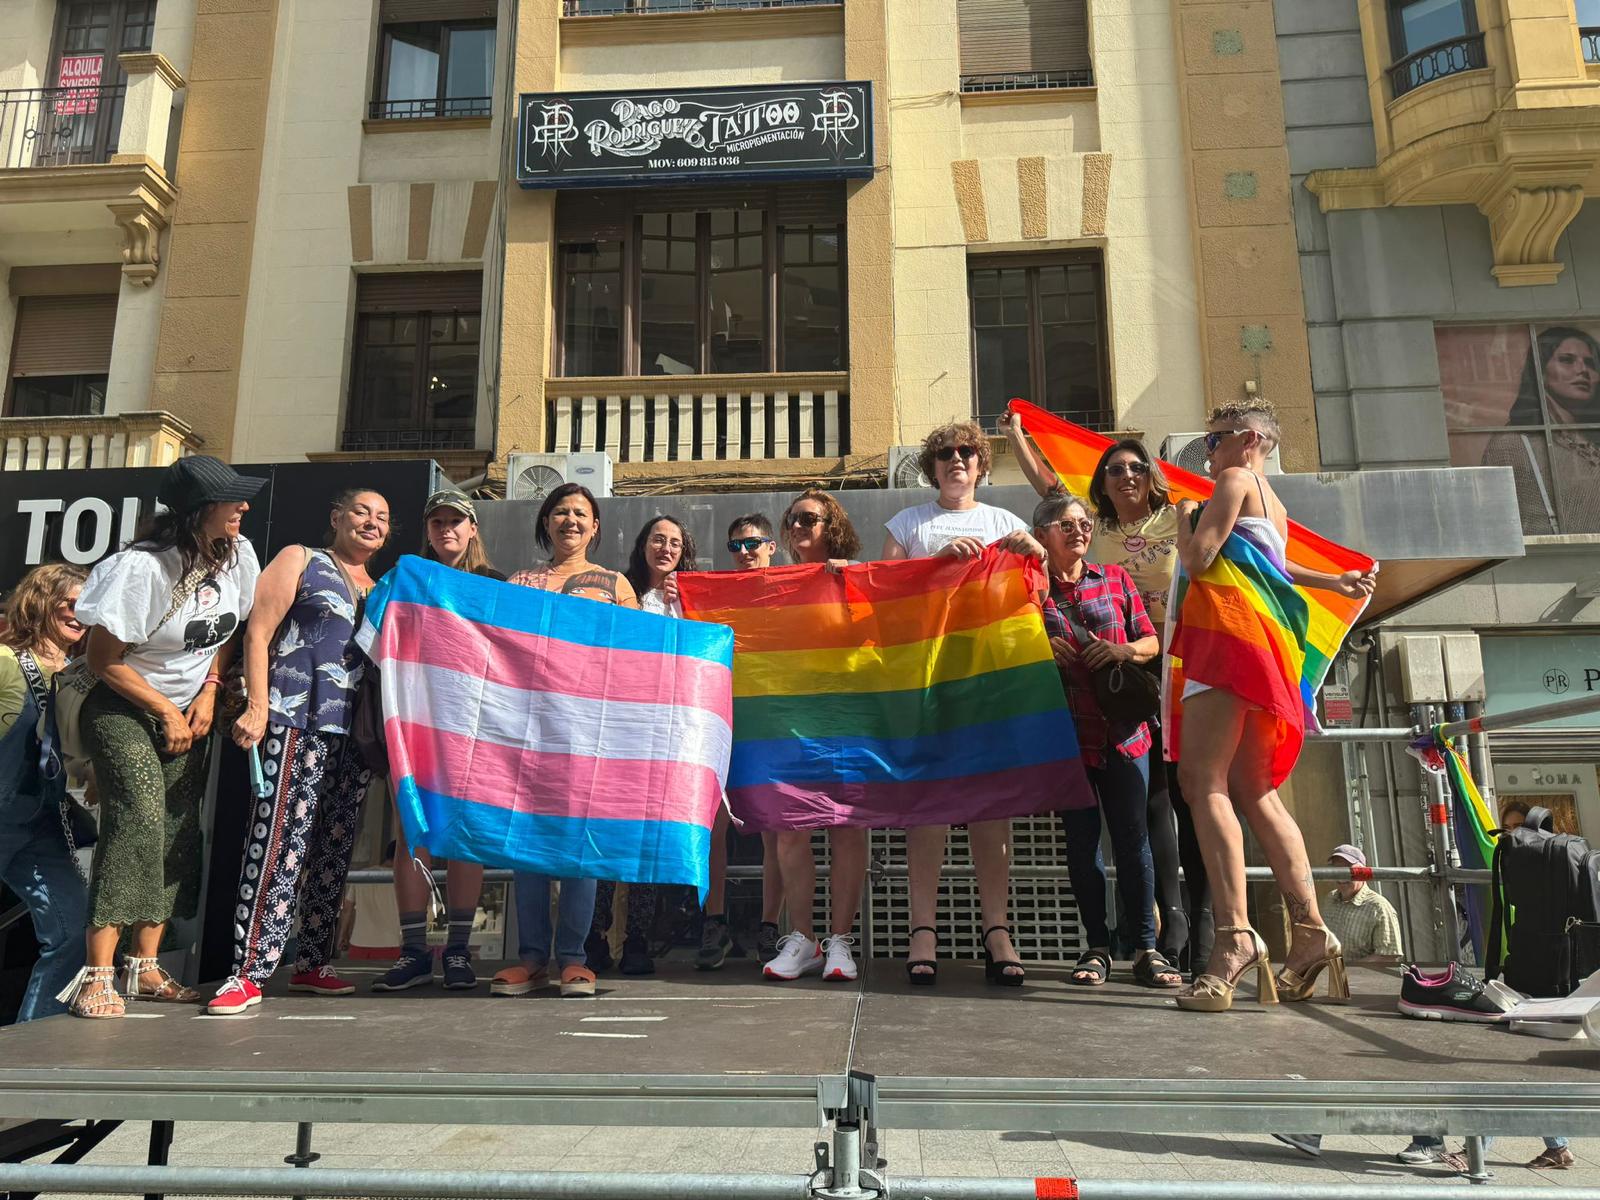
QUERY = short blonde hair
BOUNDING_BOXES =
[918,420,993,483]
[1209,400,1281,451]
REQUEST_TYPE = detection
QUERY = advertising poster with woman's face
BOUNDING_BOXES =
[1437,322,1600,535]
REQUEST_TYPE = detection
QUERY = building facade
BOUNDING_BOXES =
[3,0,1327,489]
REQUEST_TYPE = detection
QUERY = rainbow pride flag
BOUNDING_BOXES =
[1011,399,1375,777]
[676,549,1091,831]
[356,555,734,892]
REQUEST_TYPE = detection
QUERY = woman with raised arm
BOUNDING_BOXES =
[67,456,262,1018]
[373,489,504,995]
[0,564,89,1021]
[491,483,638,999]
[762,490,868,983]
[207,489,390,1015]
[882,421,1044,986]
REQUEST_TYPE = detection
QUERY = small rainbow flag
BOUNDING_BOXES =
[677,549,1091,831]
[1011,399,1375,777]
[356,556,734,893]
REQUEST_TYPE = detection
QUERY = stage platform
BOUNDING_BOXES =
[2,961,1596,1140]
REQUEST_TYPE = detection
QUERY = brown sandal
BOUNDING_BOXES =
[60,966,126,1019]
[122,955,201,1003]
[560,964,597,997]
[1528,1147,1574,1170]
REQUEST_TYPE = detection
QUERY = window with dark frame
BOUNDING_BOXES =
[555,187,847,377]
[968,253,1109,427]
[25,0,155,167]
[345,273,482,453]
[956,0,1092,93]
[4,292,118,417]
[371,2,495,120]
[1386,0,1484,97]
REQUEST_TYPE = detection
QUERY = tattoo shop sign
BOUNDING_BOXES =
[517,82,873,188]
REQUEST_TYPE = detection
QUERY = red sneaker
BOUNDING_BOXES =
[288,965,357,996]
[206,976,262,1015]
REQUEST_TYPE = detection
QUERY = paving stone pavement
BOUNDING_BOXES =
[35,1121,1599,1195]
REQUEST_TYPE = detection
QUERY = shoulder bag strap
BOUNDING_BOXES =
[15,649,51,712]
[1486,837,1506,981]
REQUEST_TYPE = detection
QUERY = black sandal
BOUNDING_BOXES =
[906,925,939,985]
[982,925,1025,987]
[1071,949,1111,986]
[1133,948,1184,989]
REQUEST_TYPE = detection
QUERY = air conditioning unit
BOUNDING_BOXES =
[887,445,929,489]
[505,452,613,501]
[1159,433,1282,478]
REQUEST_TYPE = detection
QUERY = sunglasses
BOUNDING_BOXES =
[786,512,825,529]
[934,445,979,463]
[1051,518,1096,536]
[1105,461,1150,479]
[1204,429,1249,453]
[727,537,773,554]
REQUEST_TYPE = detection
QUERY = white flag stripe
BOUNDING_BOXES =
[385,657,733,776]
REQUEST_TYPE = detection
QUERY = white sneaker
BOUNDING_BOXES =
[820,934,858,982]
[763,932,823,980]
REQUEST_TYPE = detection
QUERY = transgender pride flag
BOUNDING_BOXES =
[356,555,734,893]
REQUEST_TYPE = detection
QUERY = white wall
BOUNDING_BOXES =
[0,0,56,89]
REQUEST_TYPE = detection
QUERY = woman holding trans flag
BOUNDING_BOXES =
[882,421,1045,986]
[762,490,867,983]
[207,489,389,1016]
[491,483,637,1000]
[1170,402,1375,1013]
[374,489,504,995]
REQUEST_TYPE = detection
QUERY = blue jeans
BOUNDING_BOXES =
[1061,751,1155,953]
[1409,1137,1569,1152]
[0,791,88,1022]
[513,872,598,969]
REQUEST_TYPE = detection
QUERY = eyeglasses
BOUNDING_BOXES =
[727,537,773,554]
[934,445,979,463]
[1105,461,1150,479]
[1204,429,1248,453]
[1050,518,1096,536]
[785,512,825,529]
[647,534,683,551]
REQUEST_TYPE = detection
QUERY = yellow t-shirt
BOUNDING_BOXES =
[1090,506,1179,632]
[0,645,55,735]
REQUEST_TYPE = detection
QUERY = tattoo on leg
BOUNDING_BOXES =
[1287,893,1311,925]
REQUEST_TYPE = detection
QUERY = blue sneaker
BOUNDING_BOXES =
[371,950,435,992]
[442,947,478,990]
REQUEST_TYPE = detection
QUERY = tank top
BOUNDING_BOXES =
[266,549,365,733]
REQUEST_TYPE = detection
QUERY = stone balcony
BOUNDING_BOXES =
[0,410,201,472]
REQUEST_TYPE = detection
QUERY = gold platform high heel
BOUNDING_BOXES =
[1175,926,1279,1012]
[1276,924,1350,1003]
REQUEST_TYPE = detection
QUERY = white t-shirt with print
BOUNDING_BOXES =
[76,540,260,708]
[884,500,1027,559]
[639,587,684,618]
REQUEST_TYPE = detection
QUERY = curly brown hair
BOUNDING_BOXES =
[781,489,862,562]
[1,563,89,653]
[918,420,993,484]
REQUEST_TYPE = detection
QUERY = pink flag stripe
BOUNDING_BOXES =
[385,599,734,726]
[726,759,1085,832]
[393,720,726,827]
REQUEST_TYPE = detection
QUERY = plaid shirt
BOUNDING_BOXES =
[1321,885,1403,959]
[1042,562,1156,768]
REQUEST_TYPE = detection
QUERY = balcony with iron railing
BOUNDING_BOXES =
[562,0,836,14]
[1584,26,1600,67]
[0,83,127,169]
[367,96,493,121]
[545,374,848,461]
[1386,32,1488,99]
[959,69,1094,95]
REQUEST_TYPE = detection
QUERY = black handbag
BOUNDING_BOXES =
[1061,600,1161,727]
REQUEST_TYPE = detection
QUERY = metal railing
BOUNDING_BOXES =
[960,69,1095,94]
[0,83,125,169]
[562,0,838,14]
[340,427,476,453]
[368,96,492,120]
[546,374,849,461]
[1387,32,1487,98]
[1583,26,1600,65]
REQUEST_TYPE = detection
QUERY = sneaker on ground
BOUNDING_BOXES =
[1395,1141,1446,1165]
[371,951,435,992]
[1271,1134,1322,1158]
[757,921,781,964]
[695,916,732,971]
[1398,963,1506,1023]
[442,948,478,990]
[288,965,356,996]
[764,931,824,980]
[820,933,858,982]
[206,975,262,1015]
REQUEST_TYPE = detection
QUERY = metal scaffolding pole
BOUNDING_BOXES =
[1,1165,1592,1200]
